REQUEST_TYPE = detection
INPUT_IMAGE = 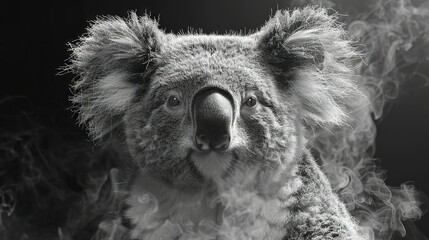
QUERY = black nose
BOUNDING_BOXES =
[193,88,233,152]
[195,134,230,151]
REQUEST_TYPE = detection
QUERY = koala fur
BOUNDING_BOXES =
[68,6,368,240]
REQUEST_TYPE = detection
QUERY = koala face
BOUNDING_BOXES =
[124,35,300,188]
[69,7,357,191]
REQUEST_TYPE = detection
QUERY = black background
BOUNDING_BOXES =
[1,0,428,238]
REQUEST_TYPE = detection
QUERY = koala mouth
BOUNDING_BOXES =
[189,150,235,180]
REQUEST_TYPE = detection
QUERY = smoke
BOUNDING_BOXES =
[0,97,125,240]
[95,166,297,240]
[292,0,429,239]
[1,1,428,239]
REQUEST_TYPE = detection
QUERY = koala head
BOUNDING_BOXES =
[69,7,358,190]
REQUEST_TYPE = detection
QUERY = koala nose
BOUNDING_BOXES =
[195,134,230,151]
[193,88,233,152]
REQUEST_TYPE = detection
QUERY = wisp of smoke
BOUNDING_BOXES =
[292,0,429,239]
[0,97,125,240]
[95,166,299,240]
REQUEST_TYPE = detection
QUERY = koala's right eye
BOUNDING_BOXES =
[166,95,181,107]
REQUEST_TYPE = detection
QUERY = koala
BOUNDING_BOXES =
[68,6,368,240]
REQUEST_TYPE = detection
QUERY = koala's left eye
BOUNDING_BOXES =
[244,96,257,107]
[167,96,181,107]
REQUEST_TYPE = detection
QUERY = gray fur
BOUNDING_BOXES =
[68,13,165,139]
[256,7,359,128]
[68,6,366,240]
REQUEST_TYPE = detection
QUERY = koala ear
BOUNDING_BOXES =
[67,12,165,140]
[255,7,360,128]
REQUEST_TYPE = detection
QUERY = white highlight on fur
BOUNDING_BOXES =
[96,72,137,112]
[292,70,352,125]
[190,152,233,180]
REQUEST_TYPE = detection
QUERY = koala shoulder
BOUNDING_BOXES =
[287,151,365,239]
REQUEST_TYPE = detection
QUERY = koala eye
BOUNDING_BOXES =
[244,96,257,108]
[167,95,181,107]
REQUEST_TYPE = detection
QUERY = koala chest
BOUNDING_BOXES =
[114,165,303,240]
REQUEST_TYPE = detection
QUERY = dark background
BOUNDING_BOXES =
[1,0,428,238]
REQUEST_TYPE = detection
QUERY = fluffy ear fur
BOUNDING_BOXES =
[67,12,165,140]
[255,6,360,128]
